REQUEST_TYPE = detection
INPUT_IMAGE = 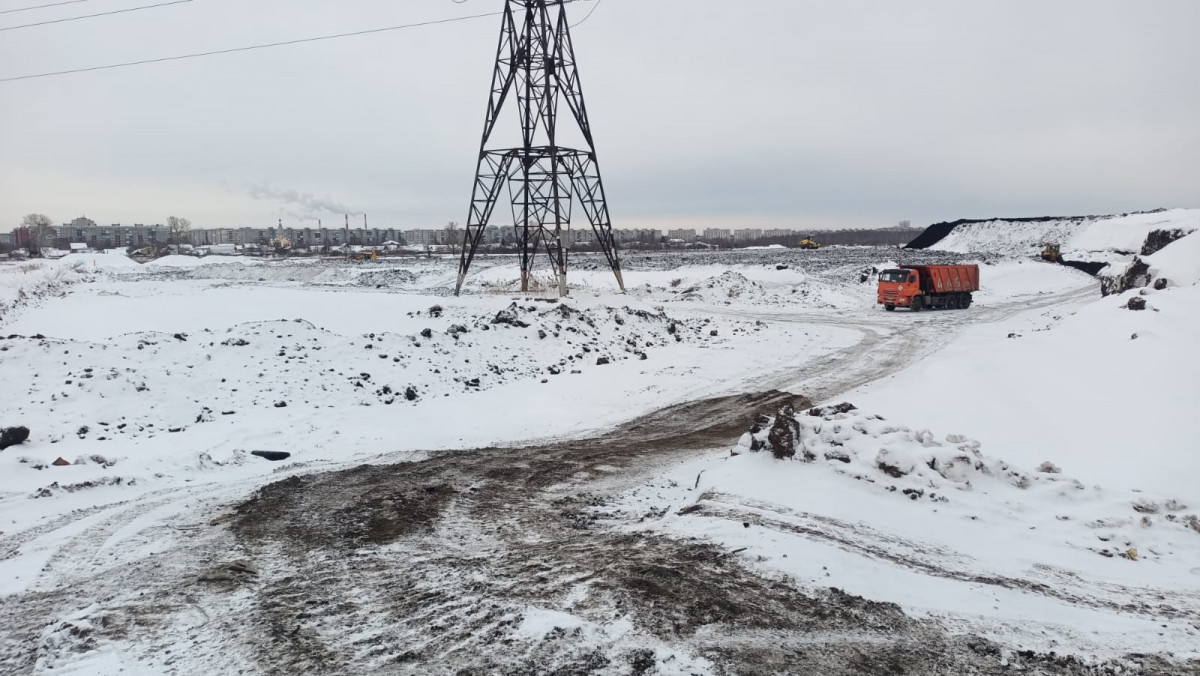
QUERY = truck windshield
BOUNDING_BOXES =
[879,270,907,283]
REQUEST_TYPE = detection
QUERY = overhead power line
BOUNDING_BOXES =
[0,0,91,15]
[570,0,602,27]
[0,0,193,32]
[0,0,600,84]
[0,11,509,83]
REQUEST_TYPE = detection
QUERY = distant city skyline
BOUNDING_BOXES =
[18,213,918,233]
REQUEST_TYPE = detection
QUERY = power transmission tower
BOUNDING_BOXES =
[454,0,624,297]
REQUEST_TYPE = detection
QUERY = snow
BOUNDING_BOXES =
[1,238,1196,672]
[142,254,210,267]
[932,217,1097,257]
[609,406,1200,659]
[1067,209,1200,254]
[851,275,1200,501]
[971,259,1094,303]
[929,208,1200,260]
[1145,228,1200,287]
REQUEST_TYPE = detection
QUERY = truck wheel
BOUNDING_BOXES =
[962,294,972,309]
[884,304,895,312]
[911,297,922,312]
[947,295,960,310]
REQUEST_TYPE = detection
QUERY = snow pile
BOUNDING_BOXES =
[674,271,773,305]
[735,403,1065,496]
[0,261,93,324]
[1068,209,1199,255]
[971,259,1094,303]
[926,209,1199,261]
[0,303,755,443]
[1144,229,1200,287]
[931,216,1100,257]
[603,403,1200,659]
[143,255,209,268]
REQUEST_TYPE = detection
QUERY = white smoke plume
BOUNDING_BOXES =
[246,183,362,218]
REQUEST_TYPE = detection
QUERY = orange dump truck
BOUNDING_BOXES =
[877,264,979,312]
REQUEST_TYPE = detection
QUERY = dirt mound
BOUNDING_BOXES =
[232,466,457,547]
[1060,259,1109,276]
[354,269,418,288]
[1141,229,1188,256]
[0,425,30,451]
[735,404,1052,495]
[677,271,770,304]
[1101,257,1152,297]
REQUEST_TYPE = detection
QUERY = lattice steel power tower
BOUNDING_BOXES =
[454,0,624,297]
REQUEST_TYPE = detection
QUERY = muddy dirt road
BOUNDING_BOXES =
[4,285,1193,674]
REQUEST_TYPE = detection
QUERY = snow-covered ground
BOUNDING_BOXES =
[611,219,1200,668]
[1,225,1197,673]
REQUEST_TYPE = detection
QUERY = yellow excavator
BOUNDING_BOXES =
[1040,242,1062,262]
[798,236,820,250]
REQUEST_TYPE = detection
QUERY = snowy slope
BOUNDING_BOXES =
[928,208,1199,260]
[610,405,1200,660]
[1145,227,1200,287]
[853,230,1200,501]
[932,216,1098,257]
[1068,209,1200,254]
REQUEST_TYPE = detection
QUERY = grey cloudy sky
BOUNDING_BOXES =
[1,0,1197,231]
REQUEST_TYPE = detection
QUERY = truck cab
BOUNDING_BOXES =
[877,269,919,309]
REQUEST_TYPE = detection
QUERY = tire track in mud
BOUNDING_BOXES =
[216,392,939,675]
[205,385,1194,675]
[689,493,1200,624]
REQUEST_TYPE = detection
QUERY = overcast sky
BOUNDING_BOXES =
[1,0,1197,231]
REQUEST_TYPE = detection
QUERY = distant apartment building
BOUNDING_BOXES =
[21,221,676,253]
[54,222,168,248]
[174,226,402,249]
[733,228,762,242]
[564,228,596,247]
[762,229,794,239]
[666,228,696,242]
[702,228,732,241]
[404,229,441,247]
[612,228,661,244]
[0,231,13,248]
[32,221,414,251]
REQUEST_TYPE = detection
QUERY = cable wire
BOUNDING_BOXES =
[0,0,599,84]
[0,0,90,15]
[570,0,602,28]
[0,11,504,83]
[0,0,192,32]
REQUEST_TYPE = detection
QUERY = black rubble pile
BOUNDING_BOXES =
[1100,257,1152,297]
[0,426,30,451]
